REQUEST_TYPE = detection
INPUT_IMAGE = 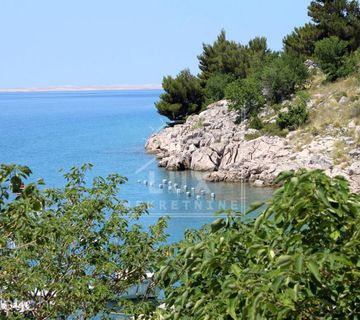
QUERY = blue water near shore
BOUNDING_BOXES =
[0,90,273,242]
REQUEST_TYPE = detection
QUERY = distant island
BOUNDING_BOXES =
[0,84,162,93]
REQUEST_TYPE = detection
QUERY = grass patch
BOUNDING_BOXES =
[191,117,204,130]
[332,140,349,165]
[244,132,262,141]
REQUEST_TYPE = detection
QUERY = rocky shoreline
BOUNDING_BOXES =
[145,100,360,192]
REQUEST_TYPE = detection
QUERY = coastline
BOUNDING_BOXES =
[0,84,163,93]
[145,100,360,193]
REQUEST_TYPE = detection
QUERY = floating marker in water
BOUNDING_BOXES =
[183,185,188,191]
[162,179,168,184]
[210,192,216,198]
[168,180,172,185]
[143,180,148,185]
[186,191,191,197]
[137,180,141,184]
[176,188,181,194]
[200,189,206,195]
[150,182,154,187]
[191,187,195,193]
[173,183,178,188]
[159,184,163,189]
[196,195,201,200]
[168,185,172,191]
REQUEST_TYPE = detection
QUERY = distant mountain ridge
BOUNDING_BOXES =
[0,84,162,93]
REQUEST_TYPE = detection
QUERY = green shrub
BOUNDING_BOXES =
[244,132,262,141]
[158,170,360,319]
[261,122,289,137]
[314,36,349,80]
[248,114,264,130]
[225,77,265,117]
[0,164,167,319]
[276,100,309,130]
[203,73,235,106]
[262,52,309,103]
[314,36,352,81]
[155,69,204,121]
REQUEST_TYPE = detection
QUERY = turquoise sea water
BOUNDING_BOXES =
[0,90,273,242]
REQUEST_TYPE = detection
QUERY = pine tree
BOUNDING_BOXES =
[155,69,204,122]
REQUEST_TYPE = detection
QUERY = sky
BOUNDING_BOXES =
[0,0,311,88]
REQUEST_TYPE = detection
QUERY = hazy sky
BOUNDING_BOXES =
[0,0,311,88]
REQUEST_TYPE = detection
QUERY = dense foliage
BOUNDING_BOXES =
[157,170,360,319]
[198,30,249,83]
[0,164,167,319]
[155,69,204,122]
[314,36,354,80]
[276,98,310,130]
[225,77,265,116]
[1,165,360,319]
[203,73,235,106]
[284,0,360,56]
[262,53,309,103]
[156,0,360,121]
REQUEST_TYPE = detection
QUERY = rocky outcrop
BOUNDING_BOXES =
[145,100,360,192]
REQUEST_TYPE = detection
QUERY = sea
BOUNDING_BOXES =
[0,90,273,242]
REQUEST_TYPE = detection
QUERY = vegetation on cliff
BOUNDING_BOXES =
[155,0,360,124]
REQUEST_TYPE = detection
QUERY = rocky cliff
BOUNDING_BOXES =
[145,100,360,192]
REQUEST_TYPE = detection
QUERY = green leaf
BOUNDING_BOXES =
[230,264,242,277]
[276,255,293,267]
[227,297,237,319]
[295,254,304,274]
[211,218,225,233]
[307,260,321,283]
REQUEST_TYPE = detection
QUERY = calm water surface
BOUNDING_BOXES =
[0,90,273,242]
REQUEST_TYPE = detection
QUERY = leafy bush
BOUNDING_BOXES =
[155,69,204,121]
[225,77,265,116]
[203,73,235,106]
[262,52,309,103]
[0,164,167,319]
[261,122,289,137]
[276,100,309,131]
[157,170,360,319]
[248,114,264,130]
[314,36,352,81]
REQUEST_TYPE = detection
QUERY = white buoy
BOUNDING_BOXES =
[150,182,154,187]
[137,180,141,183]
[143,180,148,185]
[162,179,168,184]
[168,186,172,191]
[196,195,201,200]
[200,189,206,195]
[210,192,216,199]
[174,183,178,188]
[191,187,195,193]
[183,185,188,191]
[159,184,163,189]
[168,180,172,185]
[186,191,191,197]
[176,188,181,194]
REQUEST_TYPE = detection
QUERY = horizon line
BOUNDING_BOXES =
[0,84,163,93]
